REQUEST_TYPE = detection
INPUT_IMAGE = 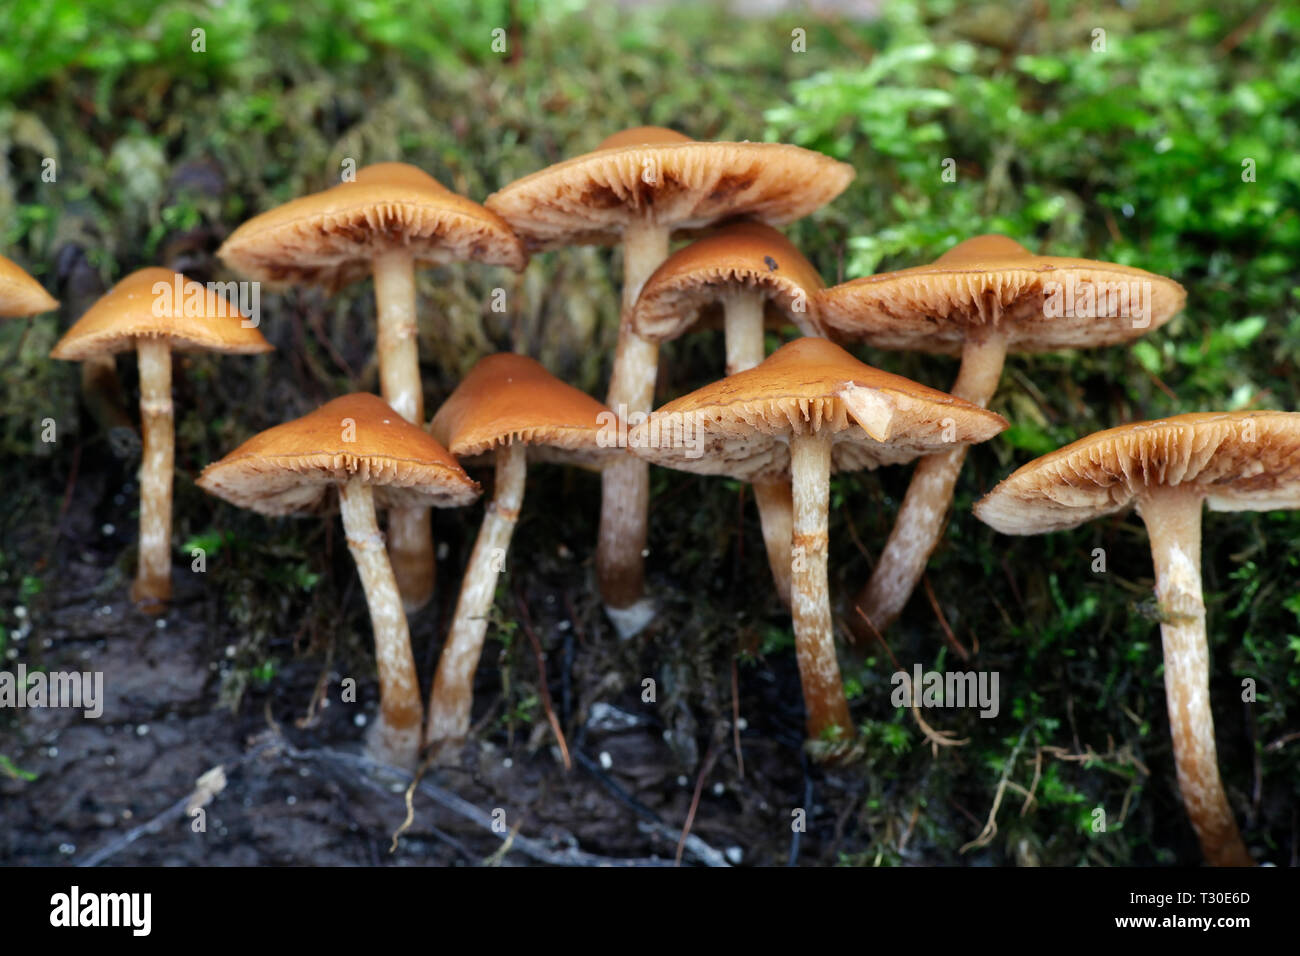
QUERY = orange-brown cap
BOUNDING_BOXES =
[629,221,826,341]
[0,254,59,318]
[484,126,855,251]
[50,268,272,361]
[627,337,1007,481]
[197,393,480,516]
[430,353,619,467]
[218,162,527,290]
[974,411,1300,535]
[819,234,1186,355]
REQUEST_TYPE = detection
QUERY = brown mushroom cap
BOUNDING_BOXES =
[430,353,620,467]
[819,234,1187,355]
[484,127,855,252]
[49,268,272,360]
[197,393,480,515]
[0,254,59,317]
[629,221,826,341]
[974,411,1300,535]
[217,162,527,289]
[628,337,1008,482]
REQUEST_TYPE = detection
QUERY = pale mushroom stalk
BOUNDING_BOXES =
[598,219,669,612]
[722,288,793,605]
[789,429,852,742]
[373,247,435,612]
[854,329,1008,632]
[427,442,527,747]
[131,338,174,609]
[1137,487,1252,867]
[338,476,424,769]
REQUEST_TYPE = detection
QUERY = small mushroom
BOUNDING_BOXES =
[487,129,853,631]
[197,393,480,768]
[424,353,621,751]
[629,220,827,605]
[0,253,59,317]
[218,162,527,612]
[50,269,271,611]
[975,411,1300,867]
[630,338,1007,754]
[821,235,1186,635]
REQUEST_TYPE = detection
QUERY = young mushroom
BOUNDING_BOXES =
[820,235,1186,636]
[1,253,59,318]
[629,220,827,605]
[975,411,1300,867]
[424,353,621,751]
[50,269,271,612]
[629,338,1007,755]
[197,393,480,768]
[218,162,527,612]
[487,128,853,634]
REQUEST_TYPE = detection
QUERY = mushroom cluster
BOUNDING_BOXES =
[37,126,1287,866]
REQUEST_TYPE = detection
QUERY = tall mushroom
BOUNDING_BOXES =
[0,253,59,318]
[820,235,1186,636]
[218,162,527,611]
[486,128,853,634]
[629,220,827,605]
[197,393,480,768]
[629,338,1007,754]
[50,268,271,611]
[424,353,621,750]
[975,411,1300,867]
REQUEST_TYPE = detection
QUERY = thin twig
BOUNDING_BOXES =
[731,655,745,779]
[515,588,572,770]
[675,742,721,866]
[922,574,970,661]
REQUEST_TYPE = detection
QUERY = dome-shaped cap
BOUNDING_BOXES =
[50,268,272,360]
[0,254,59,317]
[218,162,527,290]
[819,234,1186,355]
[974,411,1300,535]
[197,393,480,516]
[629,221,826,341]
[485,126,855,251]
[628,337,1007,482]
[431,353,619,467]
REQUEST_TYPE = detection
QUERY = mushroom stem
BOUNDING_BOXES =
[338,476,423,769]
[426,443,527,750]
[131,338,173,611]
[721,289,793,605]
[721,289,766,377]
[598,220,669,614]
[753,480,793,606]
[789,429,853,744]
[852,331,1008,634]
[1138,487,1253,867]
[373,247,435,612]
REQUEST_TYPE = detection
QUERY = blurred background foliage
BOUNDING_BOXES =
[1,0,1296,865]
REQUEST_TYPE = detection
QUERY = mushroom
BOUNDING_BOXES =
[424,353,621,750]
[820,235,1186,636]
[0,253,59,317]
[50,268,271,612]
[197,393,480,768]
[486,128,853,632]
[629,337,1007,754]
[218,162,527,612]
[975,411,1300,866]
[629,220,827,605]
